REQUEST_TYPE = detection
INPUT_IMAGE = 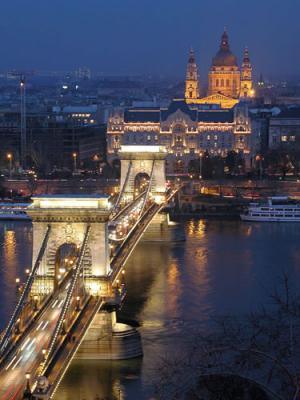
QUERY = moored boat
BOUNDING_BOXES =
[241,196,300,222]
[0,203,31,221]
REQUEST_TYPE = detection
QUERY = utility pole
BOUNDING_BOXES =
[20,76,27,170]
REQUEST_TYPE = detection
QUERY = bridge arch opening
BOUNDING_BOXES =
[134,172,150,197]
[54,243,79,286]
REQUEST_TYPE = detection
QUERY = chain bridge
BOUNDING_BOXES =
[0,146,180,399]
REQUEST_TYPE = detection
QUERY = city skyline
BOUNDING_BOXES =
[0,0,299,79]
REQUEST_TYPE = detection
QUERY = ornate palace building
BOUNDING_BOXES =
[107,30,254,174]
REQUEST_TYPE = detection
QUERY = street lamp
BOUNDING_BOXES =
[42,348,47,360]
[7,153,12,179]
[256,154,263,179]
[121,269,126,285]
[33,295,39,311]
[199,152,203,180]
[23,372,32,399]
[76,296,80,311]
[72,152,77,172]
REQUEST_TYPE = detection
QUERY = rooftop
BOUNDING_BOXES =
[122,100,234,124]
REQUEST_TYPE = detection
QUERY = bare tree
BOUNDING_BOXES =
[153,274,300,400]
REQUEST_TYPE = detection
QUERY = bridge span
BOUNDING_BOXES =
[0,145,180,399]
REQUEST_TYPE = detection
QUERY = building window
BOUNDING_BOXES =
[207,135,210,140]
[226,79,230,87]
[216,79,219,87]
[290,135,296,142]
[221,79,224,87]
[155,135,158,140]
[214,135,218,140]
[281,135,288,142]
[147,135,151,141]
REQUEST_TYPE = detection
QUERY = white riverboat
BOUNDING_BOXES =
[0,203,31,221]
[241,196,300,222]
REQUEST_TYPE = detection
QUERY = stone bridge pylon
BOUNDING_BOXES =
[28,195,112,297]
[118,145,167,205]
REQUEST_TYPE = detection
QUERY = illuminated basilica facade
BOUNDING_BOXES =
[186,30,254,109]
[107,31,254,174]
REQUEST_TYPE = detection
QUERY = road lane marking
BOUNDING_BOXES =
[5,355,17,370]
[12,355,23,370]
[42,321,49,330]
[20,337,30,351]
[51,299,58,309]
[36,320,44,331]
[26,338,36,351]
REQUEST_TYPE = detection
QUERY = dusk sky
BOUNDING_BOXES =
[0,0,299,79]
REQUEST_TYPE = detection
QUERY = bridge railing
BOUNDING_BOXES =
[0,224,51,356]
[139,160,155,218]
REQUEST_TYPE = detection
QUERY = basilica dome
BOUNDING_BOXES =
[212,31,238,67]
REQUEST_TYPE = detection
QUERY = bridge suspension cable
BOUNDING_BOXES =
[111,160,132,216]
[0,225,51,356]
[41,225,91,373]
[139,160,155,218]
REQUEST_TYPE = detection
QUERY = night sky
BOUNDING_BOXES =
[0,0,299,78]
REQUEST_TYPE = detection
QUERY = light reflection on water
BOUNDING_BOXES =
[0,222,31,324]
[1,220,300,399]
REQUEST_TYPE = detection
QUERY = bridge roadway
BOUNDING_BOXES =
[0,288,68,400]
[110,187,179,283]
[110,190,146,222]
[38,297,103,399]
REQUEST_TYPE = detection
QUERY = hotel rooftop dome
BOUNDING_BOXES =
[212,30,238,67]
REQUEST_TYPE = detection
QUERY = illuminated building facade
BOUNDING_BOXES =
[185,30,254,109]
[107,99,252,174]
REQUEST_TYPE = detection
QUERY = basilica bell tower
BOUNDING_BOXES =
[185,48,200,101]
[240,47,254,98]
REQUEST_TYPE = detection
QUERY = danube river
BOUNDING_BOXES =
[1,219,300,399]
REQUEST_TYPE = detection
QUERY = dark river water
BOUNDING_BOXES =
[1,219,300,399]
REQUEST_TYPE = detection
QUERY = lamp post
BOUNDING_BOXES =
[33,295,39,311]
[42,348,47,362]
[199,152,203,180]
[256,154,263,179]
[23,372,32,399]
[72,152,77,172]
[76,296,80,311]
[7,153,12,179]
[121,269,126,285]
[15,277,20,295]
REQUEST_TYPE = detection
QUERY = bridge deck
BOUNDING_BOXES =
[39,297,103,399]
[0,291,67,399]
